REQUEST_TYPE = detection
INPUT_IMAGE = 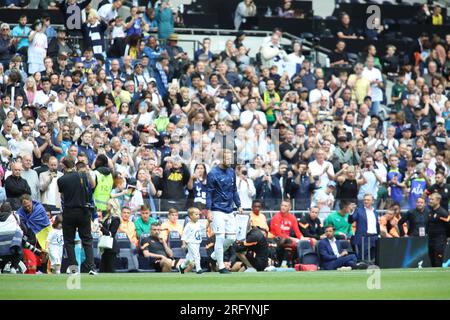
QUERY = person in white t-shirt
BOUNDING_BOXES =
[28,20,47,75]
[179,207,203,274]
[308,78,330,106]
[46,215,64,274]
[239,97,267,136]
[362,56,384,116]
[308,148,335,190]
[312,181,336,223]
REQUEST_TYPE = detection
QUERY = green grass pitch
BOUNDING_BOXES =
[1,268,449,300]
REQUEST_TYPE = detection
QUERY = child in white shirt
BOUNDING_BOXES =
[179,207,203,274]
[46,215,64,274]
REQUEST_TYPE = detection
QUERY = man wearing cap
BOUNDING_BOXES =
[48,27,72,62]
[55,52,71,77]
[165,33,187,76]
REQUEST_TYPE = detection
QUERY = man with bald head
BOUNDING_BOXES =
[5,161,31,210]
[40,156,63,211]
[20,153,40,202]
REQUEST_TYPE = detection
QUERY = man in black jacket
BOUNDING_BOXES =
[427,193,449,267]
[160,156,190,211]
[57,158,96,274]
[5,162,31,210]
[426,171,450,211]
[299,207,325,244]
[398,197,429,237]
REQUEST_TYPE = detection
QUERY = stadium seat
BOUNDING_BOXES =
[116,248,139,272]
[172,247,187,259]
[397,18,412,25]
[139,233,150,247]
[137,256,157,272]
[115,233,139,272]
[297,240,320,266]
[116,232,132,249]
[383,18,396,26]
[168,231,182,248]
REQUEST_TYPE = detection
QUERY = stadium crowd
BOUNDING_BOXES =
[0,0,449,274]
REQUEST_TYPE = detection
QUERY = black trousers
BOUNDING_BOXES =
[62,207,95,271]
[429,234,447,267]
[100,251,116,273]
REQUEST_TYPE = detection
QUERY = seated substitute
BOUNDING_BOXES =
[299,207,325,244]
[318,225,357,270]
[142,222,190,273]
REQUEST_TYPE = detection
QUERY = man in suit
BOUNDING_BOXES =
[348,194,380,262]
[318,225,357,270]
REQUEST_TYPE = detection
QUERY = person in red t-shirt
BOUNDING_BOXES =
[270,200,303,239]
[270,200,303,266]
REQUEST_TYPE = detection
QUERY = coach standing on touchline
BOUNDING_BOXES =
[57,158,96,275]
[206,149,242,274]
[427,193,449,267]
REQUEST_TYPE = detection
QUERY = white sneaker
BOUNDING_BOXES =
[9,267,17,274]
[66,267,79,275]
[264,266,276,272]
[337,266,352,271]
[3,262,11,273]
[244,267,257,273]
[88,269,98,276]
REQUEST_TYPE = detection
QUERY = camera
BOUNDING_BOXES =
[242,170,248,176]
[22,235,41,256]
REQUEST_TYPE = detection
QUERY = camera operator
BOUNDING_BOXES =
[236,165,256,210]
[57,158,96,275]
[39,156,63,211]
[0,202,24,274]
[290,160,316,210]
[17,194,51,274]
